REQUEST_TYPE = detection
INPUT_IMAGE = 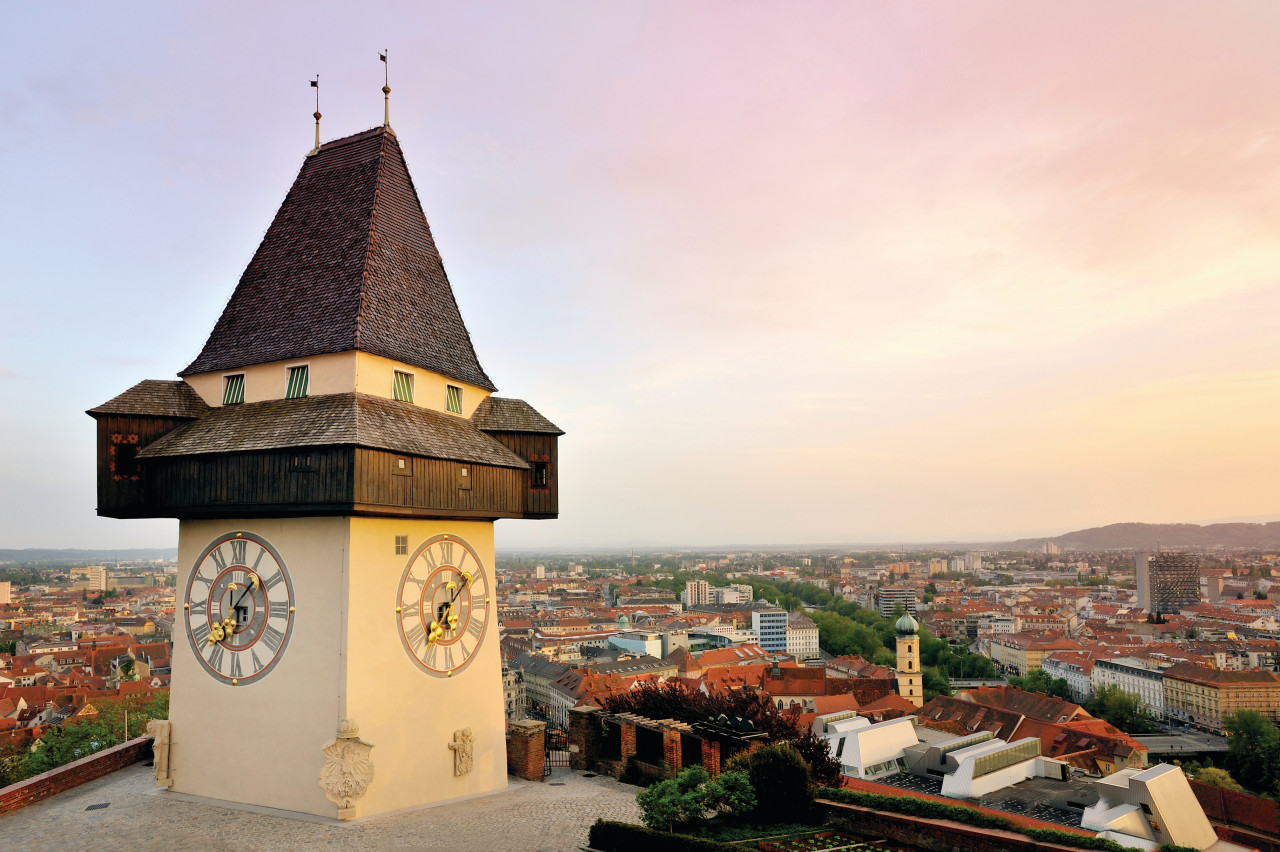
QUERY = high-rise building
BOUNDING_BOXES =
[876,586,917,618]
[1138,552,1201,614]
[0,581,10,604]
[751,606,788,652]
[684,579,710,606]
[85,566,108,592]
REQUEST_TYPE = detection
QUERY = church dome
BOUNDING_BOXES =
[895,613,919,635]
[618,613,630,629]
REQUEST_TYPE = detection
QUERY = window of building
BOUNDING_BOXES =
[395,535,408,556]
[532,461,549,489]
[286,365,309,399]
[223,374,245,405]
[393,370,414,403]
[446,384,462,414]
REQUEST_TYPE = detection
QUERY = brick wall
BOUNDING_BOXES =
[821,799,1090,852]
[0,736,152,816]
[1191,778,1280,837]
[506,720,546,781]
[568,707,602,771]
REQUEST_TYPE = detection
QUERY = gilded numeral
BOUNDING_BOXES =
[262,624,284,653]
[192,620,211,645]
[230,539,247,565]
[210,546,228,571]
[207,643,225,673]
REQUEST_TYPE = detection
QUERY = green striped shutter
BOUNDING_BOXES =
[393,371,414,402]
[446,385,462,414]
[286,365,309,399]
[223,374,245,405]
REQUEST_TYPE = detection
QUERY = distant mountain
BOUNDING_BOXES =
[0,548,177,564]
[1013,522,1280,551]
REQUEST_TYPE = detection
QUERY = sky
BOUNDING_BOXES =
[3,2,1280,550]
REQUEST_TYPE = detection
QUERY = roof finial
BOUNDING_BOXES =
[379,50,394,134]
[309,75,322,156]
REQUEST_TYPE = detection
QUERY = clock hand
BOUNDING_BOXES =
[231,573,259,611]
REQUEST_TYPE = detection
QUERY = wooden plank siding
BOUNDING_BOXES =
[352,448,526,517]
[95,415,194,517]
[482,432,559,517]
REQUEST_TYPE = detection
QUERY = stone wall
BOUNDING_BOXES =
[506,720,545,781]
[0,736,152,816]
[567,706,732,779]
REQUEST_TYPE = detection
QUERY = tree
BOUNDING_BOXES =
[724,743,813,824]
[922,668,952,701]
[1084,685,1157,735]
[1193,767,1244,793]
[1008,670,1071,700]
[1224,710,1280,795]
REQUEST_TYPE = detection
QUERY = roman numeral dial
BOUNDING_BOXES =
[184,532,295,686]
[396,534,490,678]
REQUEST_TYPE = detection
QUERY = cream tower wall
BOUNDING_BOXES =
[170,516,508,819]
[183,350,491,418]
[897,634,923,707]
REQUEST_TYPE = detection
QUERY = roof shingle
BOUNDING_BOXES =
[136,393,527,468]
[470,397,564,434]
[180,128,496,391]
[87,380,210,419]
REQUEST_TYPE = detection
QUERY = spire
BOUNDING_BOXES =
[309,75,322,156]
[181,129,496,392]
[379,51,394,134]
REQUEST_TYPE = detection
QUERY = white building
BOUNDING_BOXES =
[1092,657,1165,719]
[1082,765,1248,852]
[876,587,916,618]
[751,607,788,652]
[785,611,820,661]
[821,715,919,781]
[0,581,10,604]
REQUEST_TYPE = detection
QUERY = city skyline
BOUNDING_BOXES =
[4,3,1280,549]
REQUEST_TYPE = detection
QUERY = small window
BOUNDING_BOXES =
[446,385,462,414]
[393,370,414,403]
[223,374,245,405]
[286,365,309,399]
[395,535,408,556]
[532,461,549,489]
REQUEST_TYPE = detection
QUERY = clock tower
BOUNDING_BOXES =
[895,612,924,708]
[88,121,561,819]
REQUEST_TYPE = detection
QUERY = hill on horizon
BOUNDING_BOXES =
[1013,521,1280,550]
[0,547,178,564]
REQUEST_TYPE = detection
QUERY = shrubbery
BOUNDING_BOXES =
[589,819,743,851]
[724,743,814,824]
[635,765,754,831]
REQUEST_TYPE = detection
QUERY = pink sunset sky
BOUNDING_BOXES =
[2,2,1279,548]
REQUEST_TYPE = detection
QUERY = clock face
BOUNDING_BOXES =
[183,532,295,685]
[396,534,491,677]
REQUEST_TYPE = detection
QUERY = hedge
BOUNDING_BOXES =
[588,820,745,851]
[816,788,1131,852]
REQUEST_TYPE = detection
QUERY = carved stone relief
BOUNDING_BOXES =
[318,718,375,820]
[146,718,173,788]
[449,727,474,776]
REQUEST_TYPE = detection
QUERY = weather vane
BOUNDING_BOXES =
[380,50,393,132]
[309,75,322,156]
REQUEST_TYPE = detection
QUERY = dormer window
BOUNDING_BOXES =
[393,370,414,403]
[446,384,462,414]
[223,374,245,405]
[286,365,309,399]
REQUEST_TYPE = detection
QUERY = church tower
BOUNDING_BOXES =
[88,123,562,819]
[895,612,923,708]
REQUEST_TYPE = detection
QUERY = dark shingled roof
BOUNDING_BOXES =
[87,380,211,419]
[137,393,527,469]
[180,127,496,391]
[470,397,564,435]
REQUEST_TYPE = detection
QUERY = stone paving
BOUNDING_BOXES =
[0,764,642,852]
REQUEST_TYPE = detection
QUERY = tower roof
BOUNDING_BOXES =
[895,613,919,635]
[180,127,496,391]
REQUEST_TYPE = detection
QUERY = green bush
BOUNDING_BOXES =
[636,766,756,831]
[735,743,814,824]
[588,820,743,851]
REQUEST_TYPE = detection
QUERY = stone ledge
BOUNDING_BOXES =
[0,736,153,816]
